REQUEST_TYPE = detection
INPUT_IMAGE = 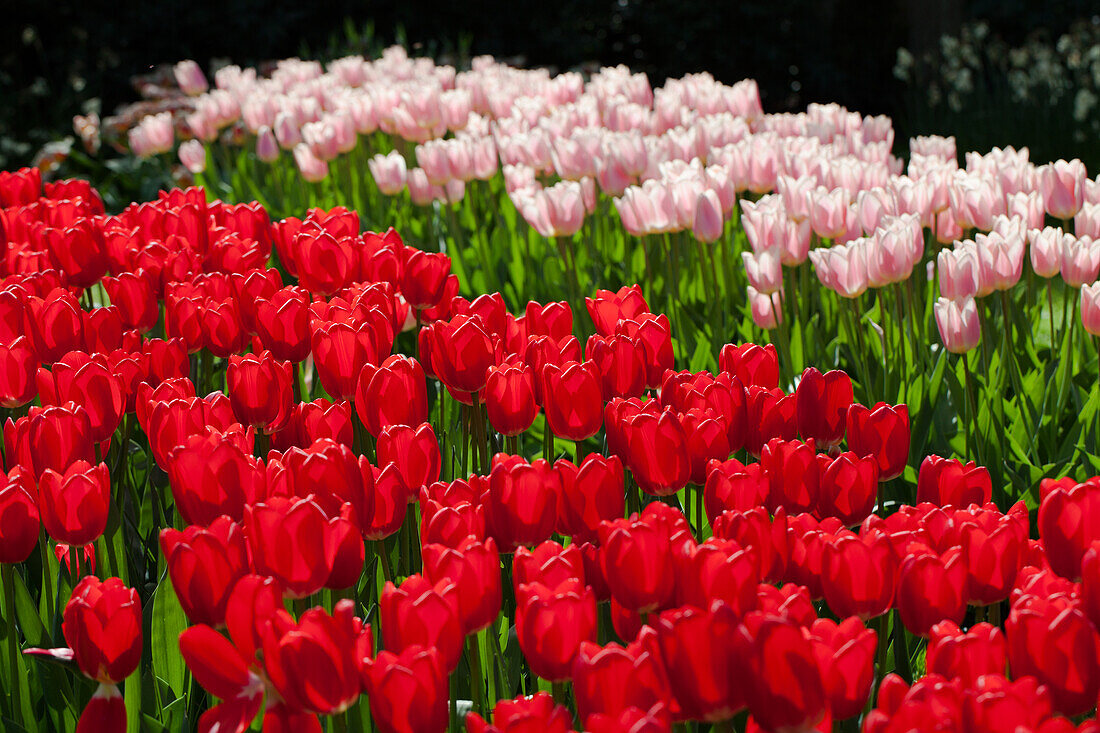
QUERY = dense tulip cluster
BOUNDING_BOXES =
[3,38,1100,732]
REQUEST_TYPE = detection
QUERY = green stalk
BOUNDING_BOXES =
[466,634,485,715]
[3,563,19,724]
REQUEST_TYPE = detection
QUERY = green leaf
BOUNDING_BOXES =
[150,576,188,700]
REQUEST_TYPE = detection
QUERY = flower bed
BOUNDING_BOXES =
[1,46,1099,733]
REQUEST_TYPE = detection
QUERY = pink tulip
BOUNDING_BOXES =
[810,241,869,298]
[407,168,435,206]
[934,209,964,245]
[778,175,816,222]
[1062,235,1100,287]
[517,181,586,238]
[1082,283,1100,336]
[692,189,724,243]
[1028,227,1068,279]
[742,247,783,294]
[810,186,851,240]
[174,60,208,95]
[256,126,279,163]
[705,164,737,214]
[292,143,329,182]
[274,111,301,150]
[128,112,174,158]
[748,285,781,329]
[950,173,1004,231]
[369,152,408,196]
[1008,191,1045,230]
[857,187,896,234]
[551,136,597,181]
[935,296,981,353]
[937,245,981,300]
[974,230,1024,292]
[910,135,956,160]
[178,140,206,174]
[1075,202,1100,239]
[1040,159,1087,220]
[415,140,453,185]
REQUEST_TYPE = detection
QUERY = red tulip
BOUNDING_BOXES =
[599,514,676,613]
[585,333,648,399]
[381,574,464,671]
[525,335,581,403]
[556,453,625,539]
[0,337,38,408]
[1082,541,1100,631]
[1038,480,1100,580]
[704,459,769,522]
[25,289,83,363]
[76,682,127,733]
[823,531,898,620]
[621,410,690,497]
[38,460,109,546]
[356,355,429,437]
[420,498,486,548]
[466,692,572,733]
[653,602,744,721]
[402,250,452,309]
[675,538,759,616]
[744,386,797,456]
[36,352,125,443]
[761,437,819,515]
[584,703,671,733]
[845,402,909,481]
[958,512,1025,605]
[167,430,265,526]
[896,544,967,636]
[362,645,449,733]
[0,166,41,206]
[227,350,293,432]
[585,285,650,336]
[230,268,282,335]
[916,455,992,507]
[422,536,502,634]
[179,624,264,724]
[963,674,1055,733]
[513,540,585,593]
[294,230,356,296]
[806,616,876,720]
[245,496,335,599]
[146,393,237,469]
[0,467,38,563]
[540,360,603,441]
[364,462,409,541]
[516,579,597,681]
[485,455,560,551]
[815,451,879,526]
[680,408,731,486]
[270,438,372,526]
[311,312,394,400]
[615,313,673,388]
[431,314,497,395]
[261,599,369,714]
[719,343,779,389]
[377,423,441,497]
[255,286,312,362]
[741,613,827,732]
[82,305,123,354]
[926,621,1007,688]
[572,634,673,724]
[1006,595,1099,716]
[62,576,142,684]
[484,363,539,436]
[796,367,853,446]
[159,516,249,627]
[202,298,248,357]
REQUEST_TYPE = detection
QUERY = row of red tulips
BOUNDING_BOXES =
[0,167,1099,732]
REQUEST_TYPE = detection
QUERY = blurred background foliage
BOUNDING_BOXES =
[4,0,1100,181]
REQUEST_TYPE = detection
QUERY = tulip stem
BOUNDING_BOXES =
[374,541,393,584]
[551,680,568,708]
[1046,279,1056,349]
[2,562,18,723]
[961,352,982,466]
[695,484,705,540]
[892,610,911,683]
[873,612,891,699]
[466,635,485,714]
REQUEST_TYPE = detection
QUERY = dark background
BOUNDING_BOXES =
[3,0,1098,170]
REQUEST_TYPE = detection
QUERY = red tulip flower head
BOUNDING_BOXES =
[846,402,909,480]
